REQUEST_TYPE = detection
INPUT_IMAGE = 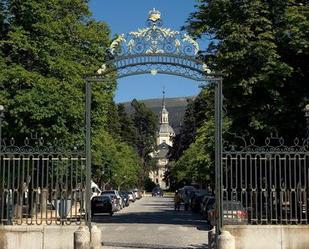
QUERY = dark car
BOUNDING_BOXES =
[152,187,163,197]
[201,195,215,220]
[119,191,130,207]
[91,195,113,216]
[191,191,208,213]
[101,190,122,211]
[208,200,248,227]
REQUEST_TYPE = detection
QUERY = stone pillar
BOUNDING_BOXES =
[218,230,235,249]
[74,226,90,249]
[90,225,102,249]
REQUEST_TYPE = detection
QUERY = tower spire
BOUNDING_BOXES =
[161,87,169,124]
[162,86,166,108]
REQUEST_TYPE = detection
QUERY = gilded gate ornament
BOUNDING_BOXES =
[100,9,216,81]
[108,9,200,57]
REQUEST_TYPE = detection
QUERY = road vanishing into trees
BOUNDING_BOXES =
[93,196,209,249]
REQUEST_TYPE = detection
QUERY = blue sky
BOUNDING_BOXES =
[89,0,207,103]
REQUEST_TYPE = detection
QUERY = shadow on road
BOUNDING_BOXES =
[102,241,208,249]
[93,205,211,231]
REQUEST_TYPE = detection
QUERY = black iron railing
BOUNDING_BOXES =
[222,136,309,225]
[0,138,86,225]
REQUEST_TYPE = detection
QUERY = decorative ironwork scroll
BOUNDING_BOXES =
[96,8,213,81]
[108,9,199,57]
[223,133,309,153]
[0,136,83,154]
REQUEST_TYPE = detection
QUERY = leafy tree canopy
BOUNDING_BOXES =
[0,0,114,147]
[185,0,309,138]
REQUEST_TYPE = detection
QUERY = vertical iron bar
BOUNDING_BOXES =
[85,79,92,231]
[0,110,3,153]
[215,77,223,242]
[305,104,309,138]
[0,110,3,224]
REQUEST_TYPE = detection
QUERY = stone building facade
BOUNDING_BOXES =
[149,92,175,189]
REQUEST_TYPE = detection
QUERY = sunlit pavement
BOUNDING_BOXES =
[93,196,209,249]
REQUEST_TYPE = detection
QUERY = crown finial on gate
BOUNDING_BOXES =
[148,8,161,23]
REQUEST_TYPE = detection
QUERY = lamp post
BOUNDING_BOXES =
[305,104,309,138]
[0,105,4,153]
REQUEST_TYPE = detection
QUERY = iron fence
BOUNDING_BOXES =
[222,136,309,225]
[0,138,86,225]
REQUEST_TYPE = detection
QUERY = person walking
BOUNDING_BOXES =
[183,190,190,211]
[174,190,181,211]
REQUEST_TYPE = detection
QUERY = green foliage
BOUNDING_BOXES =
[117,103,136,147]
[130,99,157,163]
[129,99,157,185]
[169,89,214,161]
[144,177,157,192]
[185,0,309,138]
[92,130,142,190]
[170,87,230,186]
[171,0,308,186]
[0,0,144,190]
[0,0,113,146]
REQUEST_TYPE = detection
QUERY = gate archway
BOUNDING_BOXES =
[85,8,223,237]
[98,8,212,81]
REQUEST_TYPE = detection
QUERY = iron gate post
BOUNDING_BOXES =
[85,79,92,231]
[0,105,4,152]
[215,78,223,243]
[305,104,309,138]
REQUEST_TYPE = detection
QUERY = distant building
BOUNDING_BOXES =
[149,90,175,189]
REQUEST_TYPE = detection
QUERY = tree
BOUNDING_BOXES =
[185,0,309,139]
[0,0,115,147]
[130,99,157,185]
[92,131,142,190]
[169,87,220,186]
[117,103,136,146]
[0,0,8,38]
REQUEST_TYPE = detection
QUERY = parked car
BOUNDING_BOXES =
[201,195,215,220]
[179,186,196,202]
[91,195,114,216]
[127,191,136,202]
[119,191,130,207]
[132,188,142,199]
[101,190,122,211]
[190,190,208,213]
[152,187,163,197]
[208,200,248,227]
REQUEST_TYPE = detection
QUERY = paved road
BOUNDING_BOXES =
[93,196,209,249]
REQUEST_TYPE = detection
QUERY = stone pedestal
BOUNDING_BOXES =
[74,226,90,249]
[90,225,101,249]
[218,230,235,249]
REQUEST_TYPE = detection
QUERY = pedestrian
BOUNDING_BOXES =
[174,190,181,211]
[183,190,190,211]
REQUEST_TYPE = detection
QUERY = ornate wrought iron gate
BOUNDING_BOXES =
[85,8,224,231]
[0,137,86,225]
[0,9,224,233]
[222,135,309,225]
